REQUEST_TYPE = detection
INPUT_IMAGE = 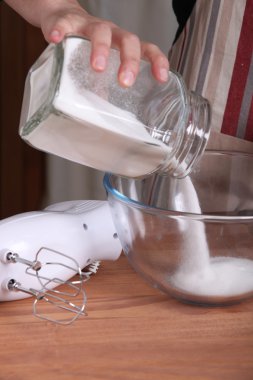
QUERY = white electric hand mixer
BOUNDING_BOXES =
[0,200,122,324]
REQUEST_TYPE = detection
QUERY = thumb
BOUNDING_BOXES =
[41,16,75,43]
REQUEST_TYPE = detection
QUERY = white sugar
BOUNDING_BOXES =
[170,176,253,298]
[172,257,253,296]
[28,92,170,177]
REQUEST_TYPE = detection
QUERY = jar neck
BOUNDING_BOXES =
[160,91,211,178]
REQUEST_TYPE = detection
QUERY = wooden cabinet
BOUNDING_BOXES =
[0,3,46,218]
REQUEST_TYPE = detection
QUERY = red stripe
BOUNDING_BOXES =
[244,96,253,140]
[221,0,253,138]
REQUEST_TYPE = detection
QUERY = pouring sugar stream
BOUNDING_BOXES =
[169,175,253,298]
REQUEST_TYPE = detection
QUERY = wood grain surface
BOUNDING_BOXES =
[0,254,252,380]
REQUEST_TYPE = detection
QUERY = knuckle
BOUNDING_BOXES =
[156,54,169,66]
[54,15,73,29]
[128,57,140,68]
[93,21,111,34]
[107,20,117,29]
[122,33,140,46]
[142,41,159,52]
[141,42,168,64]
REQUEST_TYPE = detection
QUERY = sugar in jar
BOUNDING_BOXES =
[19,36,210,178]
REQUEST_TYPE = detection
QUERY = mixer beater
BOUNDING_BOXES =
[0,201,122,324]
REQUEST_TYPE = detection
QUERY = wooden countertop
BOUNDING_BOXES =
[0,254,253,380]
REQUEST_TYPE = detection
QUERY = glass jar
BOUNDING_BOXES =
[19,35,210,178]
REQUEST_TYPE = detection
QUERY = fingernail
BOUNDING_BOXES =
[93,55,106,71]
[120,70,135,87]
[159,68,168,82]
[50,30,62,43]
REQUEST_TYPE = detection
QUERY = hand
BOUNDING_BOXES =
[40,2,169,87]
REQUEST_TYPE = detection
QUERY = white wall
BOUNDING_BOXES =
[46,0,178,204]
[80,0,177,53]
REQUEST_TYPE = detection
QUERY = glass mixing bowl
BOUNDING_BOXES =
[104,151,253,306]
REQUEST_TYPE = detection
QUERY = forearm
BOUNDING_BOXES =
[3,0,86,27]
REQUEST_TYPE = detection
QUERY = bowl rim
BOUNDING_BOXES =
[103,150,253,222]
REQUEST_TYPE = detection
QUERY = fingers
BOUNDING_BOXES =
[42,9,169,87]
[142,42,169,83]
[85,22,142,87]
[112,30,141,87]
[87,26,170,87]
[42,11,84,43]
[84,20,113,72]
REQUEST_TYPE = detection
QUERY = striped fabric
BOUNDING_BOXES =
[169,0,253,141]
